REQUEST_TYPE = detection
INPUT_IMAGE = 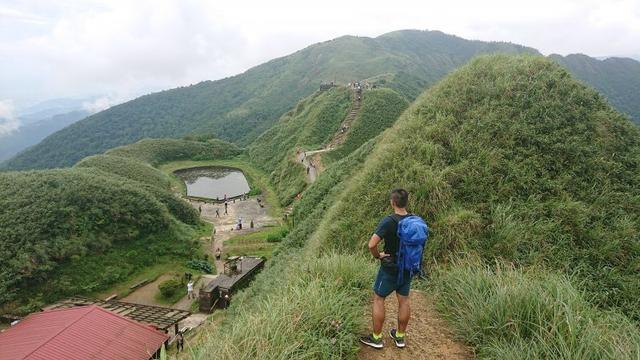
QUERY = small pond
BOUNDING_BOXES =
[174,167,250,200]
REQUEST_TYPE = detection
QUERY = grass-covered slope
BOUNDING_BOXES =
[0,168,190,311]
[0,138,238,314]
[322,54,640,319]
[325,88,408,161]
[551,54,640,124]
[248,87,352,204]
[194,55,640,359]
[75,154,171,189]
[105,138,242,166]
[3,30,537,171]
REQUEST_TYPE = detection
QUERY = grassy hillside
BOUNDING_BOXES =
[321,55,640,320]
[105,138,242,166]
[3,30,537,171]
[75,155,171,189]
[551,54,640,124]
[0,138,240,314]
[325,88,409,162]
[0,168,192,312]
[194,55,640,359]
[248,87,352,204]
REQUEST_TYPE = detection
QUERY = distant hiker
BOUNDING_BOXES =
[198,205,202,214]
[237,217,243,230]
[360,188,428,350]
[215,248,221,260]
[215,209,220,218]
[176,331,184,352]
[187,280,194,299]
[250,219,254,229]
[307,166,310,174]
[224,202,228,215]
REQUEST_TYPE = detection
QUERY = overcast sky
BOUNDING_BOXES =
[0,0,639,120]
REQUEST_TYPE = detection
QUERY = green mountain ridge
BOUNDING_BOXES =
[2,29,538,171]
[550,53,640,123]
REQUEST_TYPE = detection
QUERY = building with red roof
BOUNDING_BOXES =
[0,305,169,360]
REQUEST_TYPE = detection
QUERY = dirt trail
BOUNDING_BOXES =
[358,290,473,360]
[121,274,174,306]
[297,87,363,183]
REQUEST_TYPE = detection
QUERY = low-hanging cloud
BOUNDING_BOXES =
[0,99,19,136]
[1,0,639,107]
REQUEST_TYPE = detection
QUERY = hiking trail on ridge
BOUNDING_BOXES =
[358,290,473,360]
[298,86,362,183]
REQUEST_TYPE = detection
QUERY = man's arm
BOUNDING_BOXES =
[368,234,388,259]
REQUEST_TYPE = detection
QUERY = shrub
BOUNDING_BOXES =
[186,259,213,274]
[158,279,183,299]
[265,227,289,243]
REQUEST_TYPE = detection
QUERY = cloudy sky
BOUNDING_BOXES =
[1,0,639,117]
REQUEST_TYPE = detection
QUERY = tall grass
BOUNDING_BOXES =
[191,253,373,359]
[428,260,640,359]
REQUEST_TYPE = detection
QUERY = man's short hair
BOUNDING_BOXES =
[390,188,409,208]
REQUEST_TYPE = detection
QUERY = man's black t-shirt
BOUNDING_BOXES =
[374,214,410,256]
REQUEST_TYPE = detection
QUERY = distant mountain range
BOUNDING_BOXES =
[0,110,89,162]
[0,97,97,162]
[550,54,640,125]
[2,29,639,171]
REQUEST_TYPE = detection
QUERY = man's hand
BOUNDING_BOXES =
[368,234,382,258]
[378,252,390,259]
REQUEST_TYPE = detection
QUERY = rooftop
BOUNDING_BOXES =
[43,297,190,331]
[0,305,168,360]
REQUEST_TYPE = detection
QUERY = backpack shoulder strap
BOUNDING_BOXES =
[390,213,412,224]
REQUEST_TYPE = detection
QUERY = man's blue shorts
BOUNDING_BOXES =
[373,266,411,297]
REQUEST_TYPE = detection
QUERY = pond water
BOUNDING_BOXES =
[175,167,250,200]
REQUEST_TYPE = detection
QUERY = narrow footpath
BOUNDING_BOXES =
[358,290,473,360]
[297,86,363,183]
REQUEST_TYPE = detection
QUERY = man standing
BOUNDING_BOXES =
[360,188,414,349]
[187,280,194,299]
[175,331,184,352]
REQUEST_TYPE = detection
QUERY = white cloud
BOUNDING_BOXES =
[0,99,19,136]
[81,95,127,113]
[0,0,639,106]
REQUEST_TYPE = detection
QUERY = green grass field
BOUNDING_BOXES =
[224,226,288,259]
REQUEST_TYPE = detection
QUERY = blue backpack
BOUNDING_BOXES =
[392,215,429,285]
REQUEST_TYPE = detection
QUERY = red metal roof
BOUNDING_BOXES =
[0,305,169,360]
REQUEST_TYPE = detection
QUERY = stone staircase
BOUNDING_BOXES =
[297,85,365,184]
[326,87,362,149]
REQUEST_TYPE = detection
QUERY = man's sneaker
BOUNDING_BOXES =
[359,334,383,349]
[389,329,406,348]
